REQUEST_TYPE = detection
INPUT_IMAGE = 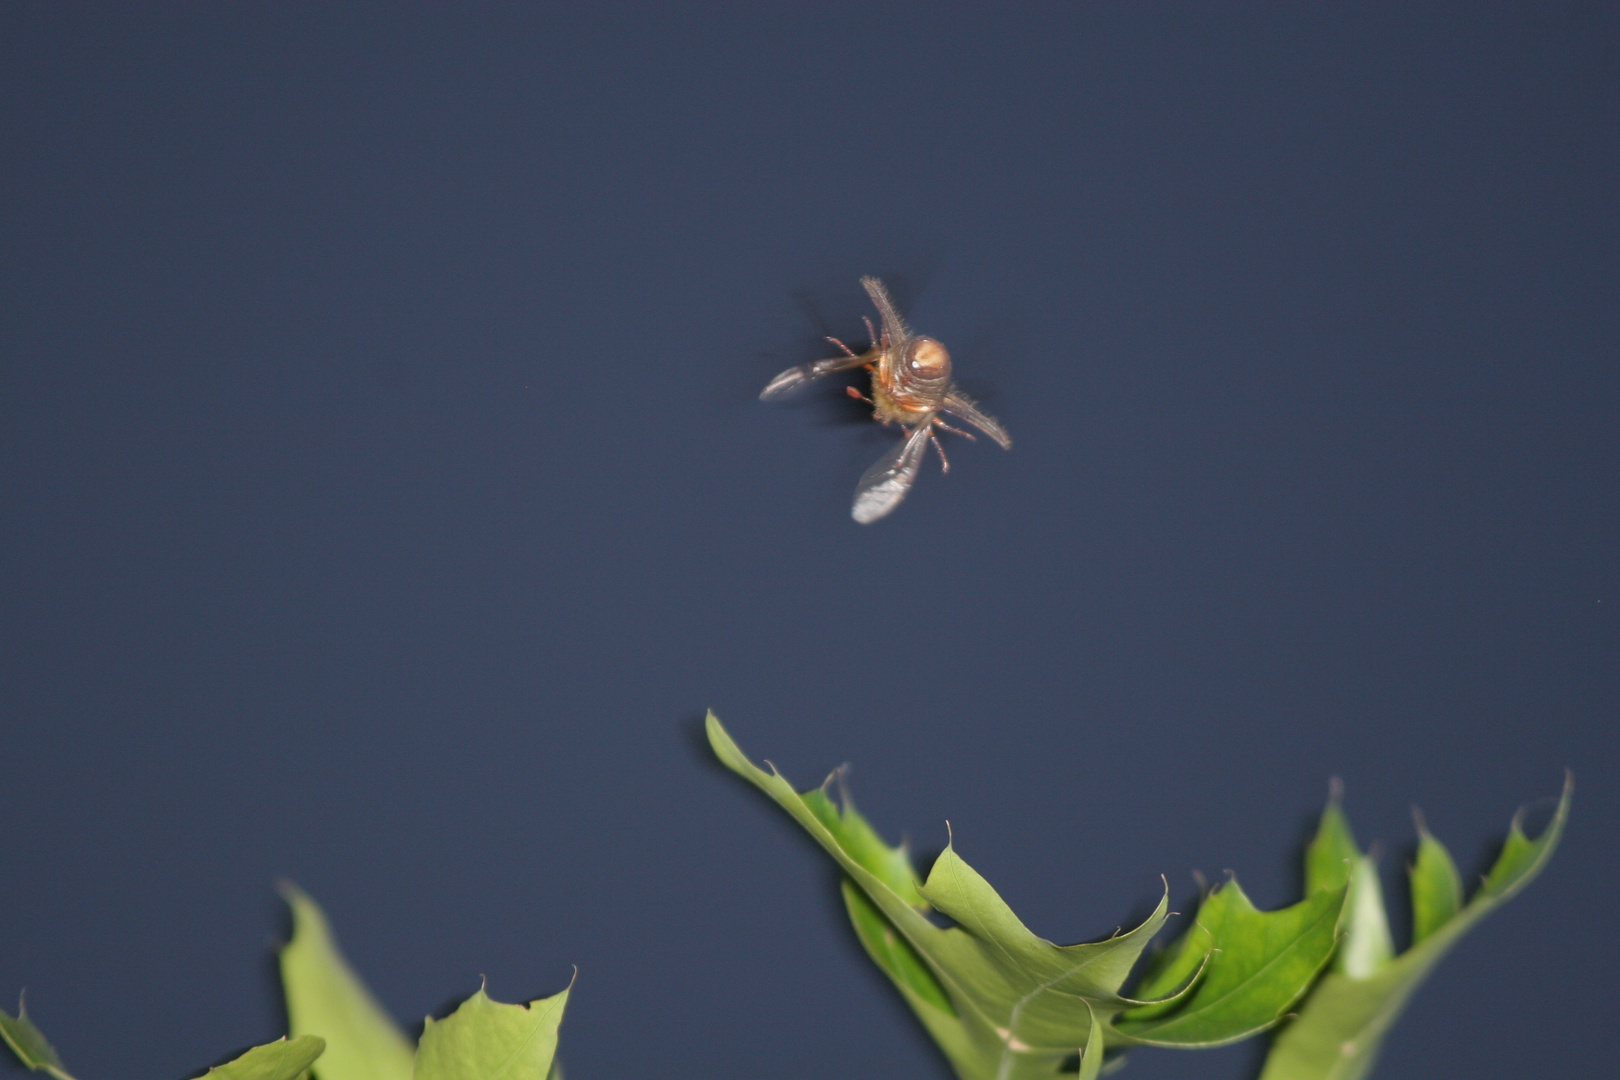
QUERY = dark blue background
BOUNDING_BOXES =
[2,5,1614,1079]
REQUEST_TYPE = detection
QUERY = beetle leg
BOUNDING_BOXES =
[826,335,861,360]
[932,417,977,441]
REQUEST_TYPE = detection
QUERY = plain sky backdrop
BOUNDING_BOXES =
[2,5,1615,1080]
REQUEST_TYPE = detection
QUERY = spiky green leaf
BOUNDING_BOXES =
[1075,1001,1104,1080]
[414,986,569,1080]
[1408,820,1462,946]
[1113,879,1345,1047]
[1258,775,1571,1080]
[0,998,76,1080]
[803,783,926,907]
[278,886,415,1080]
[203,1037,326,1080]
[842,882,954,1016]
[1304,787,1359,896]
[710,713,1172,1079]
[1335,856,1394,979]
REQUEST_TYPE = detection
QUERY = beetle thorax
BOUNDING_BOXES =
[874,336,952,422]
[905,337,951,383]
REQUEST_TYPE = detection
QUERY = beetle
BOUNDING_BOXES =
[762,276,1010,522]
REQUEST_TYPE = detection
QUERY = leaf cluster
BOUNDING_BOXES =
[4,890,569,1080]
[705,713,1570,1080]
[1260,774,1571,1080]
[2,713,1568,1080]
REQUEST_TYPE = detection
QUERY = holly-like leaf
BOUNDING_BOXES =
[842,882,954,1016]
[1112,878,1345,1047]
[1258,774,1571,1080]
[1408,821,1462,945]
[414,985,569,1080]
[802,780,927,907]
[0,997,76,1080]
[709,713,1174,1080]
[842,874,1056,1080]
[1304,784,1359,896]
[1335,856,1394,979]
[203,1037,327,1080]
[278,886,415,1080]
[1075,1001,1104,1080]
[808,772,977,1069]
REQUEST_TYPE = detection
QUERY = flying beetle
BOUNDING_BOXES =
[761,276,1010,523]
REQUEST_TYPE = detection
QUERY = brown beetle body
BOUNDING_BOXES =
[872,336,952,424]
[760,276,1011,522]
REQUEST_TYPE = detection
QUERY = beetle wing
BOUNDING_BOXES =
[852,424,932,524]
[860,276,911,353]
[941,390,1012,449]
[760,352,870,400]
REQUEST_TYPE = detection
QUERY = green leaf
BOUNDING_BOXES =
[1075,1001,1104,1080]
[1117,905,1214,1021]
[1408,816,1461,945]
[842,882,954,1016]
[1303,787,1398,979]
[1304,783,1359,896]
[0,997,76,1080]
[1259,774,1572,1080]
[709,713,1170,1079]
[278,885,415,1080]
[1112,879,1345,1047]
[803,781,927,907]
[1335,856,1394,979]
[414,985,569,1080]
[202,1037,327,1080]
[840,881,1013,1080]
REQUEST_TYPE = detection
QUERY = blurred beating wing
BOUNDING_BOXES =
[860,276,911,351]
[852,424,932,524]
[941,390,1012,449]
[759,353,870,400]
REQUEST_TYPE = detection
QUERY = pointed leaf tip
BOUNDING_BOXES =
[705,712,755,779]
[415,985,570,1080]
[1116,878,1346,1048]
[713,719,1175,1077]
[205,1036,326,1080]
[1259,777,1572,1080]
[278,890,414,1080]
[1483,771,1572,899]
[1409,829,1462,945]
[1335,856,1394,979]
[1305,789,1361,896]
[0,997,75,1080]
